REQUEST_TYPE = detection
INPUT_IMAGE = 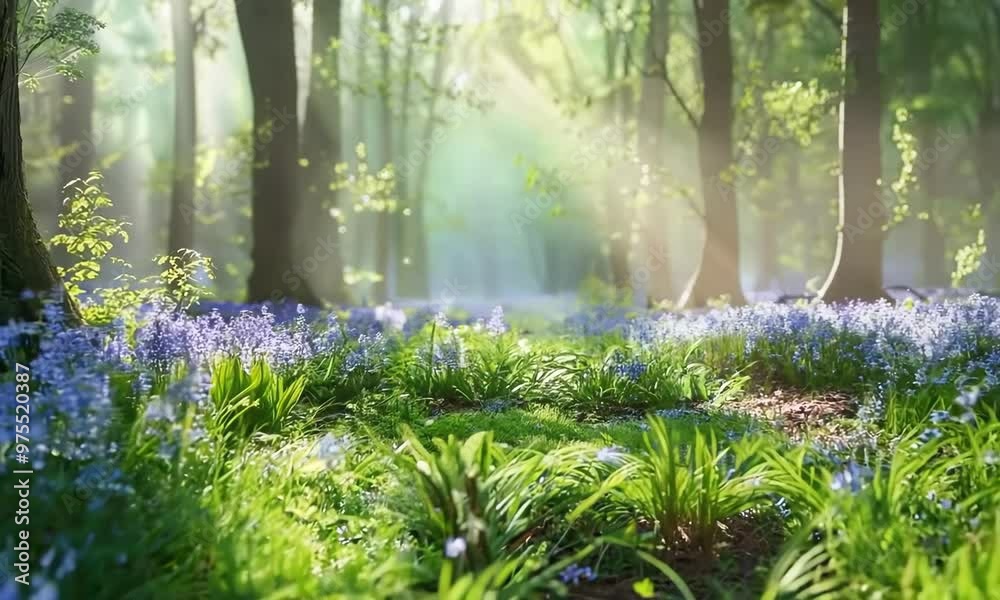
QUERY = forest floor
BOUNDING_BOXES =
[3,298,998,598]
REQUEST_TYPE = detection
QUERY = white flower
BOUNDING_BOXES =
[444,536,467,558]
[955,388,980,409]
[595,446,626,465]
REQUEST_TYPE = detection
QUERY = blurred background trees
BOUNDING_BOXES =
[6,0,1000,313]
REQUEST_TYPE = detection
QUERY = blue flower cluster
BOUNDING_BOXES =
[559,563,596,585]
[628,297,1000,392]
[607,352,647,381]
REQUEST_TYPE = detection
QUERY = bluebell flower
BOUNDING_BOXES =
[444,537,467,558]
[559,564,596,585]
[955,388,980,409]
[918,428,944,444]
[485,306,507,336]
[830,461,871,494]
[929,410,950,424]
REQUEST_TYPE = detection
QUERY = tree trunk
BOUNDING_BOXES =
[977,104,1000,287]
[57,0,96,190]
[392,18,416,299]
[977,1,1000,288]
[905,1,948,287]
[756,157,779,292]
[372,0,392,304]
[167,0,196,256]
[0,0,80,323]
[301,0,349,304]
[639,0,672,305]
[601,19,630,293]
[403,0,454,300]
[818,0,887,303]
[678,0,746,308]
[610,33,636,296]
[236,0,320,305]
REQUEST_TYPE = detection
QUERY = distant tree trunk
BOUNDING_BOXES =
[57,0,95,192]
[601,20,630,293]
[610,34,636,296]
[978,2,1000,288]
[351,0,370,297]
[404,0,454,299]
[392,17,416,299]
[236,0,320,305]
[372,0,392,304]
[167,0,196,256]
[0,0,80,323]
[756,157,779,291]
[818,0,887,302]
[678,0,746,307]
[301,0,349,304]
[787,155,809,287]
[978,102,1000,288]
[639,0,672,305]
[906,1,948,287]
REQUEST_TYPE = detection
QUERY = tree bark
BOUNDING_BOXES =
[818,0,887,302]
[301,0,349,304]
[236,0,320,305]
[678,0,746,307]
[639,0,673,305]
[167,0,196,256]
[0,0,80,323]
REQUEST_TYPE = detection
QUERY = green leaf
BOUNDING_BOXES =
[633,578,656,598]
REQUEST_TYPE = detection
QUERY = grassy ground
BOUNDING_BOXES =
[2,301,999,598]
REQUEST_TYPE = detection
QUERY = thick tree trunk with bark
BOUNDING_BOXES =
[819,0,887,302]
[167,0,196,255]
[301,0,349,304]
[639,0,673,305]
[678,0,746,307]
[236,0,320,305]
[0,0,79,323]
